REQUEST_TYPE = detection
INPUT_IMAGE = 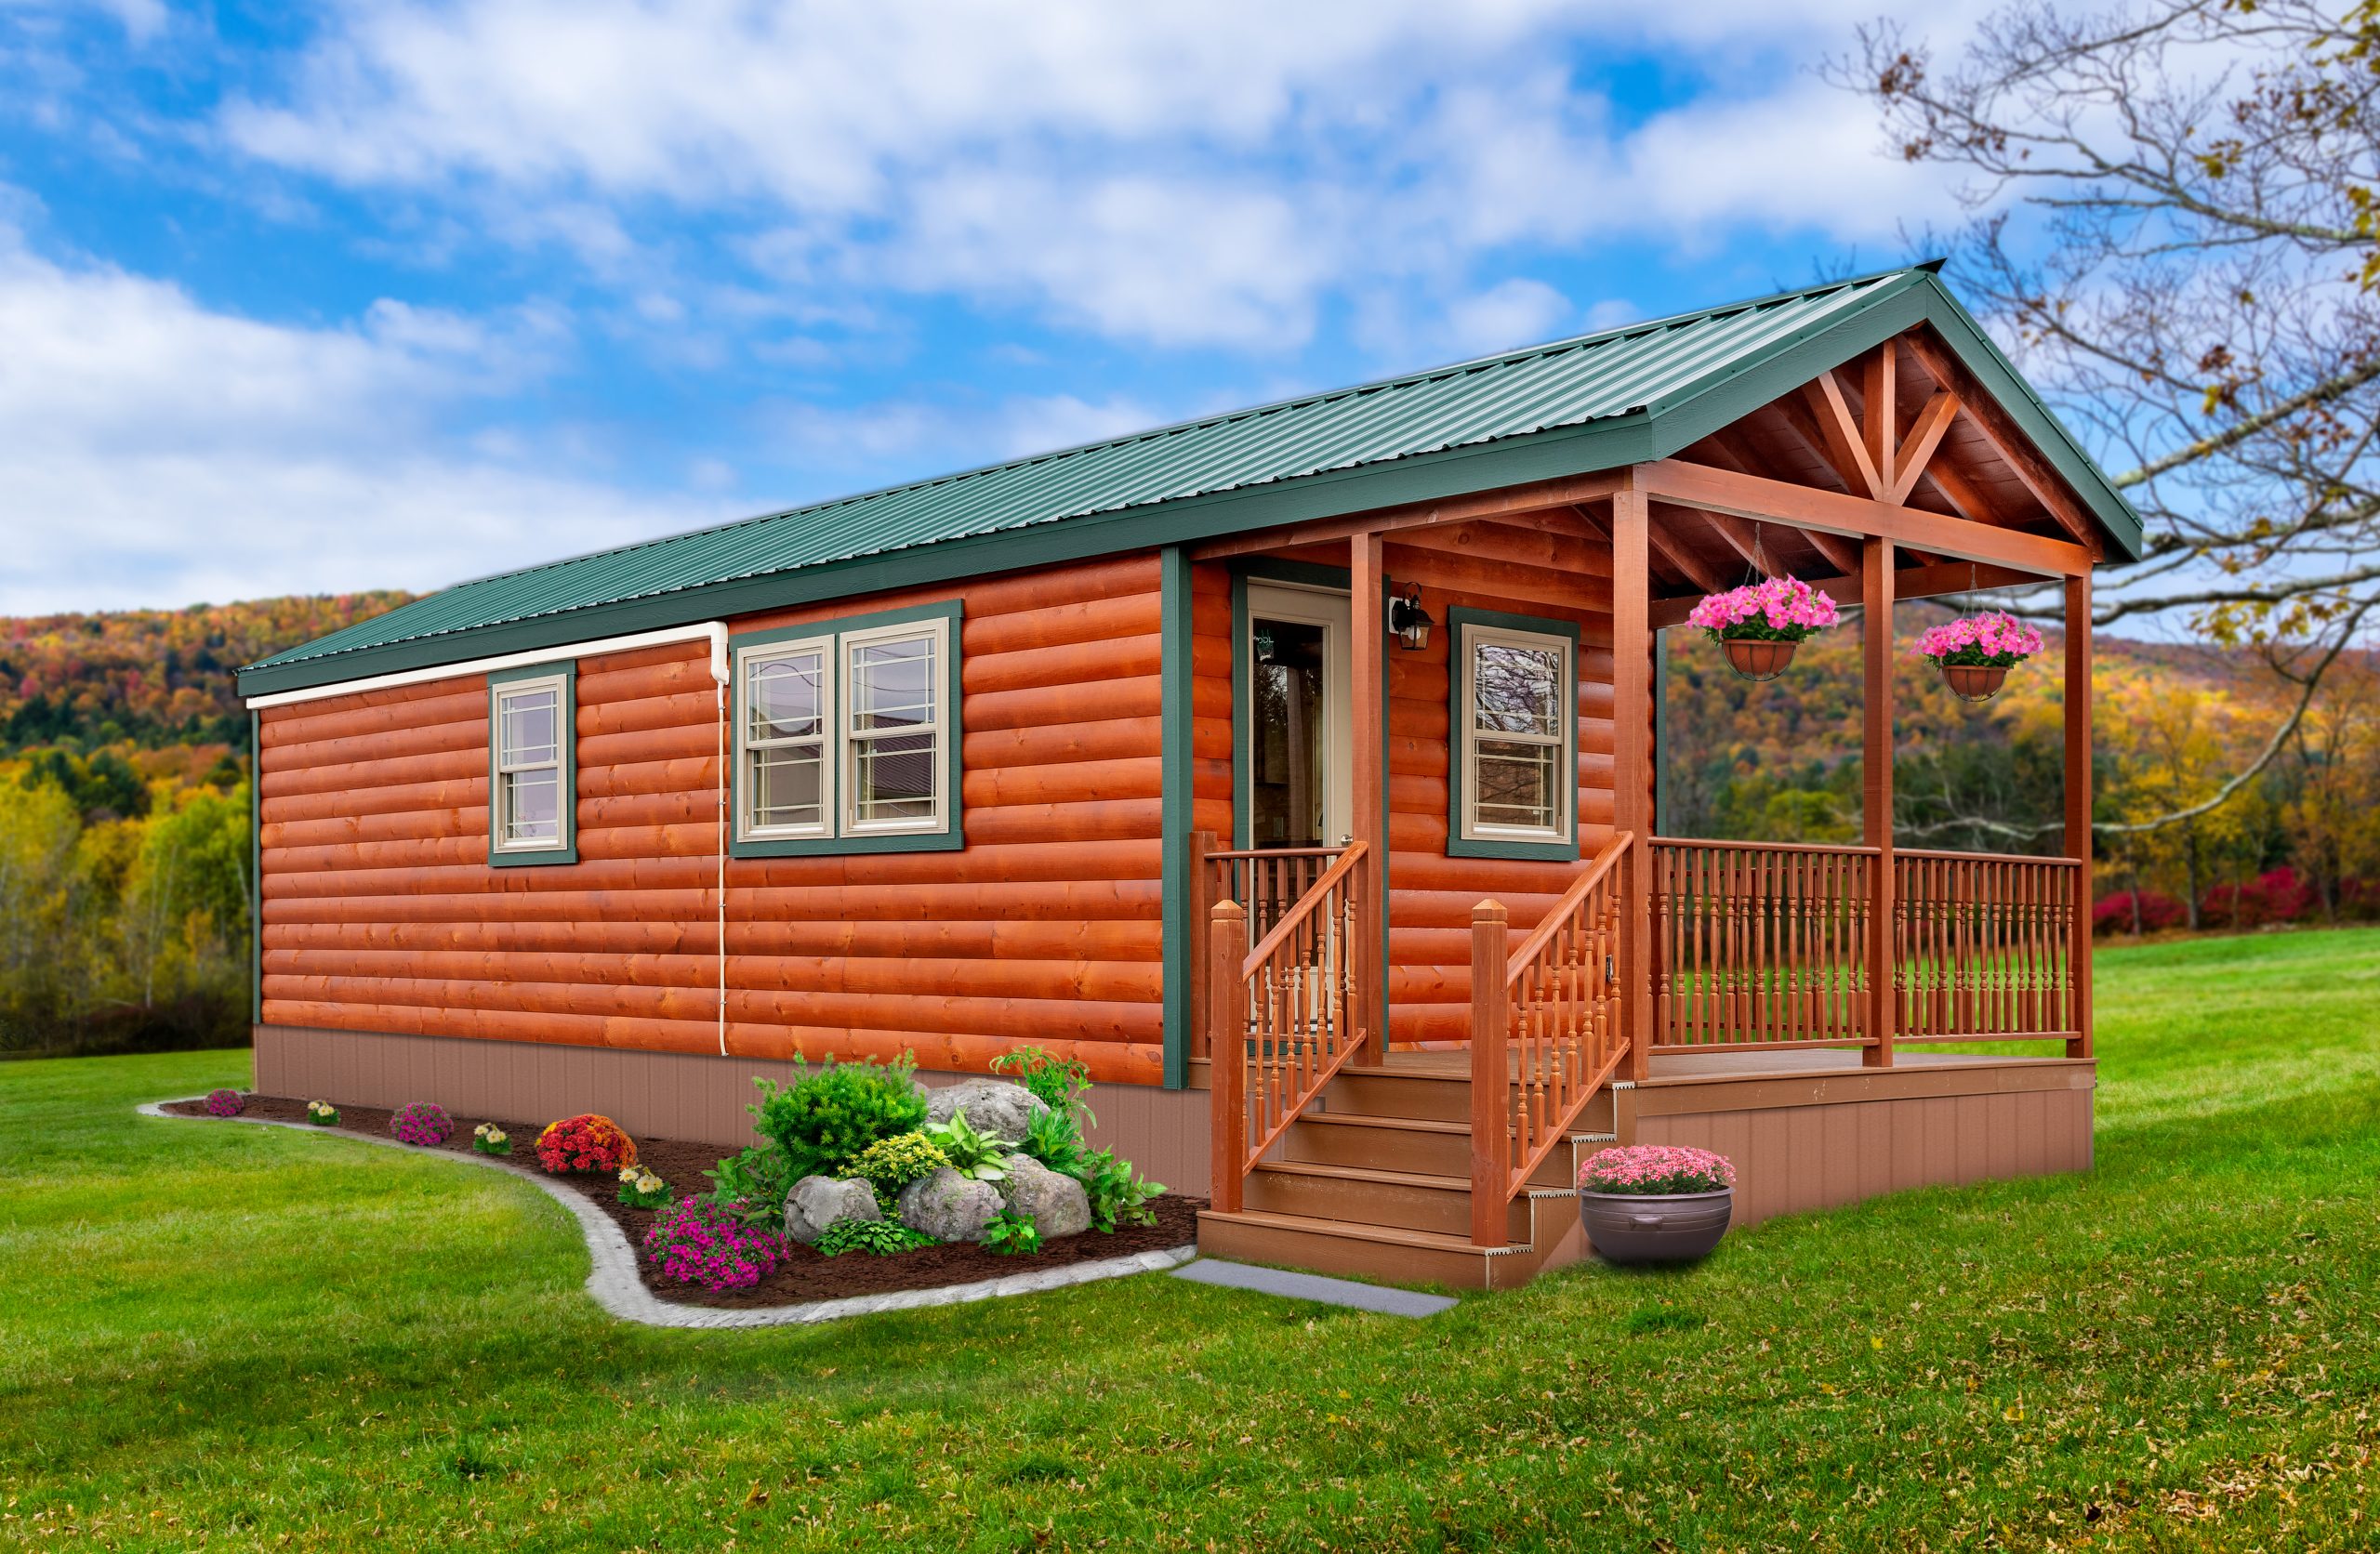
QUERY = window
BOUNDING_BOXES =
[732,603,961,856]
[1448,608,1576,861]
[488,665,575,865]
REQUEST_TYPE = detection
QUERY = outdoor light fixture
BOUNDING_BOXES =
[1387,584,1434,652]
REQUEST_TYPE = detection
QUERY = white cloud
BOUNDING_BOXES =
[216,0,1985,351]
[0,223,723,612]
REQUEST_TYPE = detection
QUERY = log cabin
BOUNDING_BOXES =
[237,264,2138,1287]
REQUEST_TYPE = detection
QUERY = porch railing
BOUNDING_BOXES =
[1205,842,1368,1214]
[1468,832,1634,1245]
[1203,845,1345,951]
[1650,837,1879,1049]
[1894,850,2081,1043]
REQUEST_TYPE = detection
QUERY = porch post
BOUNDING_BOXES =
[1862,537,1897,1068]
[1352,530,1389,1066]
[2064,573,2094,1060]
[1610,481,1654,1083]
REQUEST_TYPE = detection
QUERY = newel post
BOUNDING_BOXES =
[1469,900,1511,1247]
[1208,899,1248,1214]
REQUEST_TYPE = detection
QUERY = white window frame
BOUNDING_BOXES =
[1455,619,1574,848]
[734,635,835,843]
[491,671,571,856]
[839,616,949,837]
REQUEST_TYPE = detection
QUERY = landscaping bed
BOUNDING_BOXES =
[163,1092,1201,1308]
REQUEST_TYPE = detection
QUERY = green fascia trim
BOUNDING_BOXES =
[725,599,964,861]
[1444,606,1580,864]
[487,661,578,868]
[1159,547,1196,1090]
[237,415,1661,697]
[1641,273,2145,561]
[1229,573,1251,850]
[247,707,261,1026]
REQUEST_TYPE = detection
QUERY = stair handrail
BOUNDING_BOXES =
[1470,831,1635,1245]
[1207,840,1369,1215]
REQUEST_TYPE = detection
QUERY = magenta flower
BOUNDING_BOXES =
[389,1102,453,1147]
[1579,1144,1736,1196]
[1914,611,2044,668]
[642,1199,788,1292]
[1686,577,1840,643]
[205,1088,245,1118]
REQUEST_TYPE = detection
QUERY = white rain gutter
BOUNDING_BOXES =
[243,621,731,709]
[244,620,738,1058]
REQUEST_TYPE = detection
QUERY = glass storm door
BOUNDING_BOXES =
[1245,584,1354,849]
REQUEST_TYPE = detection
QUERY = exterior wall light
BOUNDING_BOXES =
[1388,584,1434,652]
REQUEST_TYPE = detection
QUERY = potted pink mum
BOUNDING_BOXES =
[1578,1144,1736,1264]
[1914,610,2045,701]
[1686,577,1839,680]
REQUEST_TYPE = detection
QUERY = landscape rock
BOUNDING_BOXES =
[998,1155,1091,1238]
[896,1166,1004,1243]
[783,1175,881,1245]
[922,1077,1046,1143]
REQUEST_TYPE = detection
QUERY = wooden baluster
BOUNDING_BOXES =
[1470,900,1510,1245]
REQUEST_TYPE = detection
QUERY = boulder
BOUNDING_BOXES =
[922,1077,1046,1143]
[896,1166,1004,1244]
[998,1155,1091,1238]
[783,1175,881,1245]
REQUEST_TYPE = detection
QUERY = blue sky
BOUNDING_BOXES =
[0,0,1992,614]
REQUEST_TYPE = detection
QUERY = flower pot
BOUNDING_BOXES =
[1941,663,2010,702]
[1580,1188,1733,1264]
[1720,638,1797,681]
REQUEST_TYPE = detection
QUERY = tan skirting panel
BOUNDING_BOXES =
[255,1023,1214,1195]
[1621,1060,2094,1226]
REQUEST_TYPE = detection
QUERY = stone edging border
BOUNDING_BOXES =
[139,1098,1197,1329]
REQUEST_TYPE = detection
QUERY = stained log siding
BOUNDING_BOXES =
[1381,537,1619,1046]
[260,554,1198,1085]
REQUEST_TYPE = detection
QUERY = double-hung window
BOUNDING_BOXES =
[1448,608,1576,860]
[733,603,960,855]
[488,665,575,865]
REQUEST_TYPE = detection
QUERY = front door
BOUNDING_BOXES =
[1244,584,1355,849]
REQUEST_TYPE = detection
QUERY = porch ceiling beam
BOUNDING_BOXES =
[1692,428,1863,575]
[1644,519,1726,595]
[1634,459,2094,576]
[1901,330,2099,553]
[1889,390,1963,506]
[1794,372,1886,500]
[1385,516,1606,577]
[1187,470,1625,560]
[1648,557,2048,629]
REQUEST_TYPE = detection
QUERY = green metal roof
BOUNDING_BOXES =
[242,265,2143,696]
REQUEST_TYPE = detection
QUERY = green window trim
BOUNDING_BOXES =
[1445,605,1579,863]
[729,599,964,859]
[488,662,578,867]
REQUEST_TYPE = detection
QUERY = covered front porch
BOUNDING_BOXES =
[1185,320,2113,1284]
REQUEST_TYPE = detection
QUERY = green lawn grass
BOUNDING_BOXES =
[4,928,2376,1551]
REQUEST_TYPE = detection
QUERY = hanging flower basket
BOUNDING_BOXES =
[1915,611,2045,703]
[1687,577,1840,682]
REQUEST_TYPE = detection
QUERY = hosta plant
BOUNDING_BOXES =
[304,1100,338,1126]
[205,1089,245,1118]
[469,1123,511,1156]
[641,1198,787,1292]
[389,1102,452,1147]
[923,1109,1012,1181]
[536,1113,637,1175]
[815,1218,937,1258]
[1578,1144,1736,1196]
[616,1166,671,1209]
[982,1211,1043,1257]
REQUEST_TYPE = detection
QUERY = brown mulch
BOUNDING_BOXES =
[163,1093,1202,1309]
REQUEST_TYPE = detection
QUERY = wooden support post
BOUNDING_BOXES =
[1188,829,1219,1060]
[1469,900,1511,1248]
[1209,899,1248,1213]
[1863,536,1897,1068]
[1611,483,1654,1083]
[2064,574,2095,1060]
[1352,531,1388,1066]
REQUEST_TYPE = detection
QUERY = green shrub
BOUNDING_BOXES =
[840,1129,949,1205]
[749,1057,926,1181]
[1019,1106,1086,1176]
[815,1218,938,1258]
[923,1109,1011,1181]
[705,1141,795,1224]
[989,1046,1095,1126]
[982,1211,1043,1257]
[1075,1148,1165,1232]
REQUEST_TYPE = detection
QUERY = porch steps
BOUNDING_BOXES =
[1196,1065,1621,1292]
